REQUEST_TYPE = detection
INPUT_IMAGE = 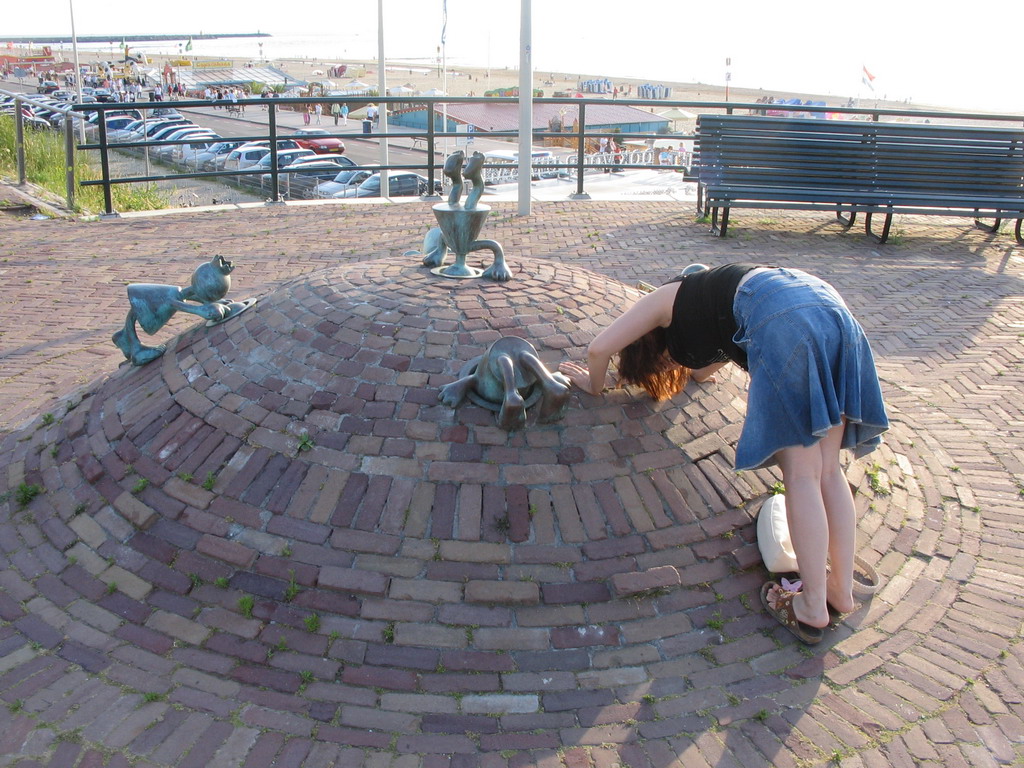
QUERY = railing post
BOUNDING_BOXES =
[570,101,590,200]
[426,98,437,194]
[14,97,26,186]
[97,113,114,216]
[64,114,76,211]
[268,104,281,203]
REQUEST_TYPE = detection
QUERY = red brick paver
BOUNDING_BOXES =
[1,197,1023,766]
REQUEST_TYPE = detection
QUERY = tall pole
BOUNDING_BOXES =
[440,0,448,157]
[69,0,85,142]
[377,0,389,196]
[517,0,532,216]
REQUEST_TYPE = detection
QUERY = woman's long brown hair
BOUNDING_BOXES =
[616,327,689,401]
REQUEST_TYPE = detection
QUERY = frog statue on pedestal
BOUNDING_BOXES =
[112,254,253,366]
[439,336,572,431]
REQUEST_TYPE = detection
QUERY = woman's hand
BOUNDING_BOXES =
[558,362,596,394]
[691,362,727,384]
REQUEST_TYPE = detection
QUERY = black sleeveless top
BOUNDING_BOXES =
[665,263,761,371]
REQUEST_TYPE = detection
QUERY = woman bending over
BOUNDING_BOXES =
[559,264,889,643]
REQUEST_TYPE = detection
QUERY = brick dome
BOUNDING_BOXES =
[12,254,782,755]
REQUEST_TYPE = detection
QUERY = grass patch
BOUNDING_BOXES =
[15,483,43,508]
[237,594,255,619]
[0,115,167,214]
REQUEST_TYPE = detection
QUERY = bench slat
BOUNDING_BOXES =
[695,114,1024,241]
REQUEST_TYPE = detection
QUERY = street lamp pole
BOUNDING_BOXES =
[377,0,389,195]
[69,0,85,142]
[517,0,532,216]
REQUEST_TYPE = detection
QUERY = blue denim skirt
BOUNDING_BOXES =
[731,268,889,471]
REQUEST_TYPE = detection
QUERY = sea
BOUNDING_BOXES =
[58,27,1023,116]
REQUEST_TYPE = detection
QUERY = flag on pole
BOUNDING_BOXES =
[862,65,875,91]
[185,37,193,52]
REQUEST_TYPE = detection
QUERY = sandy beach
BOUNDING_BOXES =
[18,45,923,114]
[252,54,922,112]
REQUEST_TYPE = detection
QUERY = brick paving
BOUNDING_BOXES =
[1,195,1023,767]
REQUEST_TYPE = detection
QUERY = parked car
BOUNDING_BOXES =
[154,128,217,159]
[130,119,193,142]
[260,156,354,186]
[122,119,176,140]
[144,122,199,144]
[194,141,244,171]
[93,88,116,102]
[108,119,149,142]
[173,134,222,163]
[215,140,302,172]
[316,164,377,198]
[248,148,318,174]
[223,145,272,171]
[90,115,142,134]
[334,172,439,198]
[290,127,346,155]
[22,112,53,131]
[88,109,142,124]
[36,80,59,94]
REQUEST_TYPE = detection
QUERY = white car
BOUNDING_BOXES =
[169,132,221,163]
[153,127,215,157]
[127,119,193,143]
[223,145,272,171]
[316,165,377,198]
[144,125,202,153]
[248,149,318,174]
[218,139,303,171]
[194,141,244,171]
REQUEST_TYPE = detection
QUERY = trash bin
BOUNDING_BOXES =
[362,120,372,134]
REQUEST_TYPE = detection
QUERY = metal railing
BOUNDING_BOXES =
[2,91,89,209]
[6,89,1024,216]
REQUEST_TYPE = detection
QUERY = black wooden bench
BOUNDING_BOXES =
[694,115,1024,243]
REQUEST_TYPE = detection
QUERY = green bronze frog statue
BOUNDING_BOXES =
[113,254,252,366]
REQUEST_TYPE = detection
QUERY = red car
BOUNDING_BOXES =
[291,128,346,155]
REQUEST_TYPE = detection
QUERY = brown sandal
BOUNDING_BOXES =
[760,582,824,645]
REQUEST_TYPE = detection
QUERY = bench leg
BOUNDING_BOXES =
[973,215,1002,234]
[1017,218,1024,245]
[864,212,893,244]
[696,184,705,215]
[710,206,729,237]
[835,209,857,229]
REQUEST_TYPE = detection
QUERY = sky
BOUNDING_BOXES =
[5,0,1024,113]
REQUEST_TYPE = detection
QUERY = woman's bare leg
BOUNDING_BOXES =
[818,422,857,614]
[776,441,831,628]
[776,422,856,627]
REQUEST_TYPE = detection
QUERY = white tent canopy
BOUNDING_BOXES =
[388,85,417,96]
[657,108,698,120]
[421,88,447,97]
